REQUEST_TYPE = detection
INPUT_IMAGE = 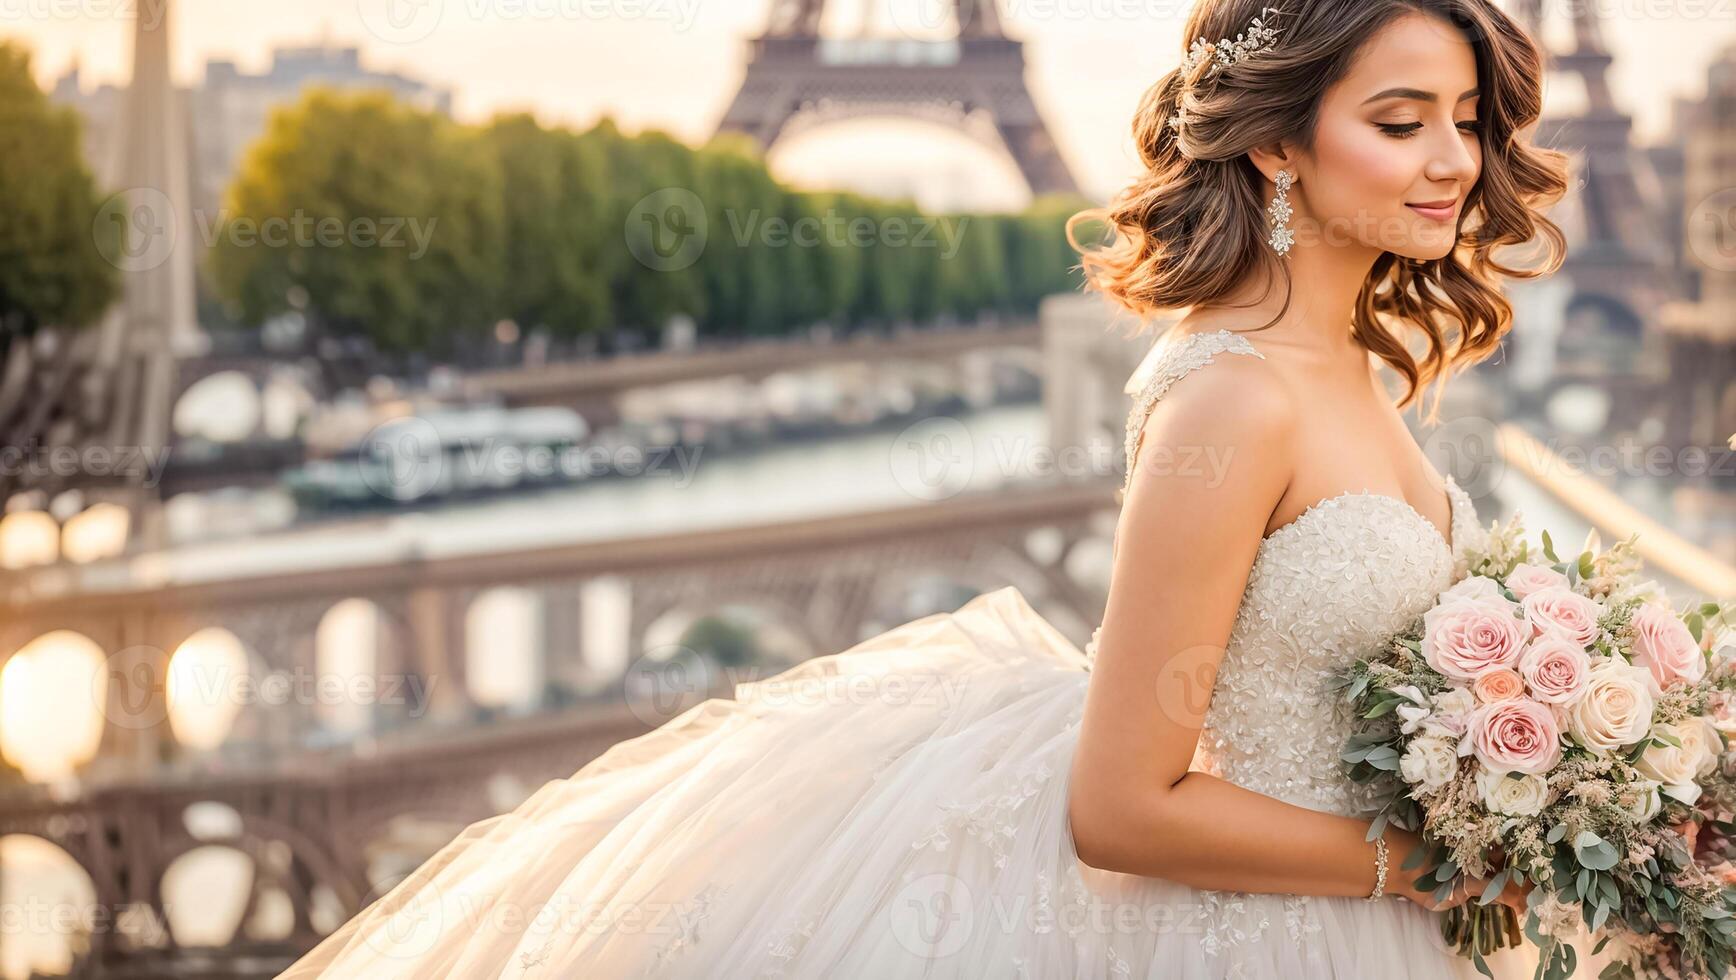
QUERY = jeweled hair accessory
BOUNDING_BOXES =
[1169,6,1285,133]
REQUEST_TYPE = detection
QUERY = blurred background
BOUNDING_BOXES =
[0,0,1729,975]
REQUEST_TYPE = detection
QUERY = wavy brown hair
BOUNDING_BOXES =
[1066,0,1571,420]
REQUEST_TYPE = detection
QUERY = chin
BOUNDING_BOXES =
[1388,228,1459,262]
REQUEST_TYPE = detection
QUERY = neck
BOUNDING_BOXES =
[1188,243,1383,367]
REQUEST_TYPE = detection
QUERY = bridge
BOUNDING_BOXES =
[455,318,1044,414]
[0,470,1123,976]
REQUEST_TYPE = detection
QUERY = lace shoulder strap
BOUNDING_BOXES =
[1120,328,1266,495]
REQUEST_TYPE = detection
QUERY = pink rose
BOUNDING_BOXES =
[1506,562,1570,599]
[1517,635,1592,704]
[1521,587,1603,649]
[1464,697,1563,775]
[1423,596,1528,683]
[1473,669,1526,703]
[1629,602,1706,692]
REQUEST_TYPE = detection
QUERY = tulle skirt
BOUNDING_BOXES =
[279,586,1576,979]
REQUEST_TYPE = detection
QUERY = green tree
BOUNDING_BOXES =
[1005,193,1093,311]
[208,87,505,356]
[0,41,117,335]
[480,113,612,341]
[933,209,1010,319]
[678,615,760,669]
[588,122,706,340]
[694,134,800,338]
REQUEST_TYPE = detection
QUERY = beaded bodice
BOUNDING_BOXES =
[1097,328,1489,818]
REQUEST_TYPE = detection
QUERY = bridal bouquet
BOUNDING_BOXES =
[1332,512,1736,980]
[1595,646,1736,980]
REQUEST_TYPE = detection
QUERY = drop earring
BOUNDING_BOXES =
[1268,169,1295,256]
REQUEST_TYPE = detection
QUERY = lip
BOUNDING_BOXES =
[1406,199,1458,221]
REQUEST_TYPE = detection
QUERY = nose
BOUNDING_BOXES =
[1424,126,1480,187]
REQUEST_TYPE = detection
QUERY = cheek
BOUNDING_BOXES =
[1312,127,1417,204]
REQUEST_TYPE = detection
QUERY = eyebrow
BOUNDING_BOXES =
[1363,87,1480,105]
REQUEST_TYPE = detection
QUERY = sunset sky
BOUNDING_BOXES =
[4,0,1733,209]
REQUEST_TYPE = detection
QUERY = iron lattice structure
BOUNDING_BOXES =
[718,0,1080,196]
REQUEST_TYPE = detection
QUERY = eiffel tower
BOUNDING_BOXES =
[716,0,1080,197]
[0,0,196,549]
[1508,0,1673,329]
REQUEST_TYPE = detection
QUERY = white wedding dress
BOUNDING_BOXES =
[280,329,1566,979]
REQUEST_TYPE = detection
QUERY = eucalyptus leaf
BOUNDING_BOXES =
[1480,871,1508,905]
[1365,698,1399,718]
[1580,841,1620,871]
[1364,746,1400,771]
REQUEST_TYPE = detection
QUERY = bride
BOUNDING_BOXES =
[281,0,1584,977]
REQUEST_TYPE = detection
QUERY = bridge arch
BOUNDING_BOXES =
[0,833,99,979]
[311,598,410,739]
[0,630,108,783]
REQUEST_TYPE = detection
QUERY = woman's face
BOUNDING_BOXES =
[1292,11,1484,260]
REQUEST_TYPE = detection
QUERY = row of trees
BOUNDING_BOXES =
[208,88,1097,356]
[0,42,116,338]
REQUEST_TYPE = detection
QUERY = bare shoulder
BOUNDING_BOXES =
[1137,337,1297,453]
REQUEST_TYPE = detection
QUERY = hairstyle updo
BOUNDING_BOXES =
[1066,0,1571,419]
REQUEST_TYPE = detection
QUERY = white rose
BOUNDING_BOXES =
[1400,736,1461,794]
[1389,684,1432,735]
[1421,687,1477,739]
[1445,575,1505,601]
[1477,766,1550,816]
[1626,779,1663,823]
[1637,719,1720,805]
[1565,658,1655,754]
[1698,717,1724,778]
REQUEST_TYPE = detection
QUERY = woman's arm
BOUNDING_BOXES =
[1064,355,1519,911]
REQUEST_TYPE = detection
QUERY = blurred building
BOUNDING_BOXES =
[52,40,451,210]
[1659,42,1736,449]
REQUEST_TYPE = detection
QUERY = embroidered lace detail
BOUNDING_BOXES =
[911,752,1060,869]
[1121,328,1266,495]
[1195,891,1321,958]
[1284,893,1322,943]
[760,910,818,977]
[644,881,727,973]
[1095,328,1486,821]
[1190,488,1457,817]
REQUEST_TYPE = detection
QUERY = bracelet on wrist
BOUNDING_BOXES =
[1365,834,1388,902]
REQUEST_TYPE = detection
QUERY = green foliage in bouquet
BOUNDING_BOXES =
[1334,512,1736,980]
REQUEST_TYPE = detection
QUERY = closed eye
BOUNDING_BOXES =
[1378,121,1484,139]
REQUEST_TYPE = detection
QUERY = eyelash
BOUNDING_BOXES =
[1379,121,1484,139]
